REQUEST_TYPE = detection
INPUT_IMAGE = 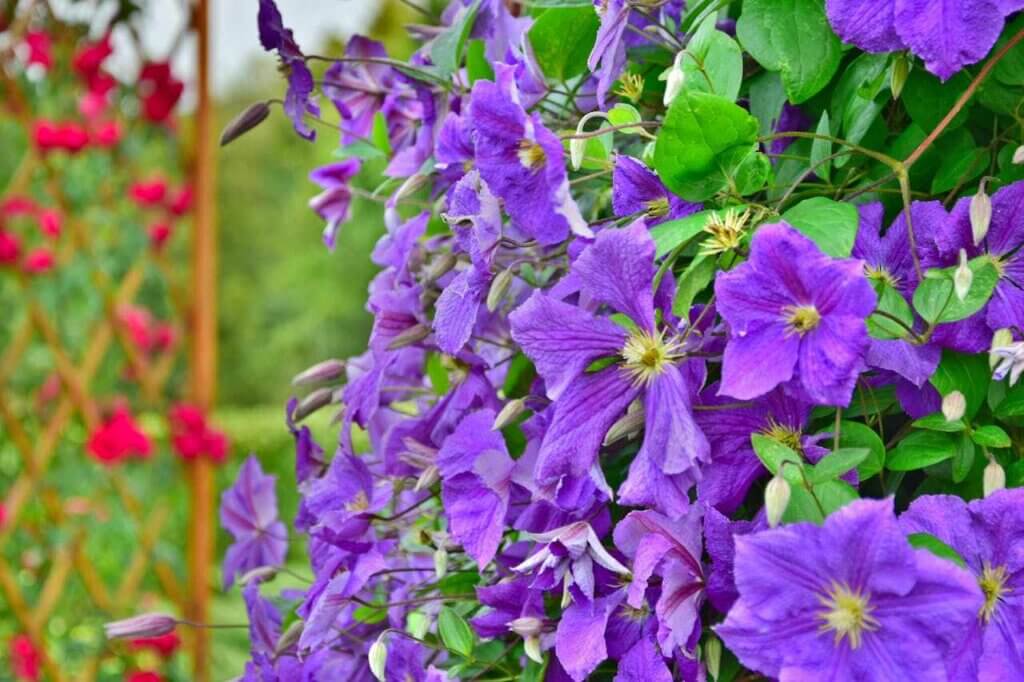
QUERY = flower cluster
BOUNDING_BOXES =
[220,1,1024,680]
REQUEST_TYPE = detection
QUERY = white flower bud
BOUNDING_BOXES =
[1013,145,1024,165]
[104,613,178,639]
[954,249,973,302]
[569,137,586,171]
[493,398,526,430]
[662,50,687,106]
[508,616,543,638]
[941,390,966,422]
[970,185,992,245]
[764,473,791,528]
[890,53,910,99]
[990,328,1014,369]
[414,464,439,492]
[274,620,303,657]
[368,634,388,681]
[524,635,544,664]
[433,547,448,579]
[486,267,514,312]
[984,459,1006,498]
[704,635,722,680]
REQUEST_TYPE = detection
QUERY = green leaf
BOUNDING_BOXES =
[371,111,392,156]
[810,111,832,183]
[830,53,888,166]
[835,421,886,480]
[867,282,915,340]
[672,254,716,316]
[438,607,476,658]
[749,71,788,137]
[736,0,841,104]
[607,103,644,135]
[465,39,494,84]
[808,448,869,484]
[912,257,999,324]
[887,431,957,471]
[431,0,481,78]
[527,7,599,81]
[680,15,743,101]
[931,131,989,194]
[907,533,967,568]
[781,197,858,257]
[912,412,967,432]
[782,479,859,524]
[334,139,386,161]
[971,424,1011,448]
[653,91,760,201]
[352,604,389,624]
[903,70,972,133]
[951,432,976,483]
[751,433,804,484]
[929,351,991,419]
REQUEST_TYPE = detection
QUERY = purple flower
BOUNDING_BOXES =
[613,507,704,654]
[510,222,710,517]
[901,490,1024,681]
[285,398,325,486]
[468,65,590,245]
[299,547,387,650]
[308,159,361,251]
[588,0,630,108]
[825,0,1019,80]
[436,409,515,568]
[703,505,766,613]
[243,581,281,657]
[611,155,700,226]
[715,222,877,406]
[717,498,983,680]
[257,0,318,140]
[769,103,811,156]
[473,577,546,639]
[554,592,625,681]
[614,635,673,682]
[220,455,288,589]
[323,36,392,144]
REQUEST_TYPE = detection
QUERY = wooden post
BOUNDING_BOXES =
[188,0,217,679]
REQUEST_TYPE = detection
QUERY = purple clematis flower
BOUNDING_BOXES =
[220,455,288,589]
[299,547,387,650]
[901,489,1024,681]
[322,36,392,144]
[588,0,630,108]
[613,507,705,654]
[703,505,766,613]
[285,398,325,486]
[769,103,811,156]
[930,180,1024,353]
[715,222,877,406]
[717,497,983,680]
[468,64,590,245]
[473,577,547,639]
[614,635,673,682]
[436,409,515,568]
[257,0,318,140]
[825,0,1023,80]
[308,159,361,251]
[555,591,626,681]
[510,222,710,517]
[243,581,281,658]
[611,155,700,226]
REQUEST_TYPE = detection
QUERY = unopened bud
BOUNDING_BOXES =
[104,612,178,639]
[292,387,336,421]
[524,635,543,664]
[238,565,279,585]
[486,267,515,312]
[219,101,271,146]
[1013,145,1024,165]
[890,53,910,99]
[423,252,457,285]
[984,459,1006,498]
[954,249,972,302]
[941,390,966,422]
[990,328,1013,369]
[561,576,572,608]
[764,473,791,528]
[275,620,303,657]
[493,398,526,430]
[406,612,429,640]
[292,359,346,386]
[604,407,646,446]
[508,616,543,638]
[704,635,722,680]
[569,137,586,171]
[368,633,388,681]
[662,50,686,106]
[970,185,992,245]
[387,323,431,350]
[414,464,439,491]
[433,547,448,579]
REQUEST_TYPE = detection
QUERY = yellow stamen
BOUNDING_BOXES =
[345,490,370,512]
[620,329,683,387]
[517,139,546,172]
[760,419,804,453]
[645,197,670,218]
[865,265,899,288]
[615,73,645,103]
[817,581,879,649]
[979,564,1010,623]
[783,304,821,335]
[700,209,750,255]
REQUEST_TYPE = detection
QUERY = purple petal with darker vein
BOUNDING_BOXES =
[433,268,489,355]
[613,636,672,682]
[554,593,621,681]
[220,455,288,589]
[572,221,658,331]
[243,581,281,656]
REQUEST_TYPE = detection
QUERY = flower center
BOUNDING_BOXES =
[345,490,370,512]
[818,581,879,649]
[620,329,682,387]
[783,304,821,335]
[517,139,546,172]
[615,73,645,103]
[760,419,804,453]
[645,197,670,218]
[700,208,750,255]
[978,563,1011,623]
[865,265,899,288]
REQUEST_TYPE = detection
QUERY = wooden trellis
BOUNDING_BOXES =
[0,2,217,680]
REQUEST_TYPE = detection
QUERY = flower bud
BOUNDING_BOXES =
[275,620,303,657]
[984,459,1005,498]
[387,323,431,351]
[704,635,722,680]
[662,50,686,106]
[603,406,645,446]
[569,137,586,171]
[368,633,388,681]
[764,473,791,528]
[493,398,526,430]
[890,53,909,99]
[509,617,544,638]
[954,249,972,302]
[941,390,966,422]
[524,635,544,664]
[970,185,992,245]
[238,565,279,585]
[423,252,457,285]
[990,328,1013,369]
[104,613,177,639]
[407,611,429,640]
[291,359,345,386]
[292,386,336,422]
[414,464,439,491]
[486,267,514,312]
[1013,145,1024,165]
[219,101,271,147]
[433,547,448,579]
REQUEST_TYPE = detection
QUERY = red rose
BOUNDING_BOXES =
[86,407,153,464]
[9,634,40,681]
[129,179,168,207]
[22,248,55,275]
[0,230,21,266]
